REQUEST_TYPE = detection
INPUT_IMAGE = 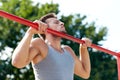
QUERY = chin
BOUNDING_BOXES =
[60,30,67,34]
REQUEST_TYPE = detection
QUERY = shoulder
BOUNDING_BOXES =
[31,37,48,51]
[62,45,74,53]
[62,45,71,50]
[30,38,48,64]
[31,38,44,45]
[30,38,47,48]
[31,38,48,55]
[62,45,76,59]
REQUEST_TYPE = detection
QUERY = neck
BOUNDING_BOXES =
[45,34,62,51]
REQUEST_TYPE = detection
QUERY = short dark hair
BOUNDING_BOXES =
[39,13,57,23]
[39,13,57,40]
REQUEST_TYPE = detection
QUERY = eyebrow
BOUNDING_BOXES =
[46,18,58,23]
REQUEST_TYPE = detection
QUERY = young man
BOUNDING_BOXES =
[12,13,91,80]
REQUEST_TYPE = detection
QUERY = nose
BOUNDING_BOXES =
[60,21,64,26]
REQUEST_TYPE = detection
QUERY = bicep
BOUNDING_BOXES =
[74,58,86,76]
[25,47,39,64]
[74,52,90,78]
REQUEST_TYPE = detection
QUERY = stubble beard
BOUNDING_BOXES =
[52,30,67,39]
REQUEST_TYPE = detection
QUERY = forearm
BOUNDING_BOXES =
[79,46,91,74]
[12,29,33,68]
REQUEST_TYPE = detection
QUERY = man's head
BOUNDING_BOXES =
[39,13,66,40]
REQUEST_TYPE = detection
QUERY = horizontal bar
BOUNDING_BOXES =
[0,10,120,57]
[0,10,38,29]
[47,28,120,57]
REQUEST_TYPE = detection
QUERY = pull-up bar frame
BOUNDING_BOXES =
[0,10,120,80]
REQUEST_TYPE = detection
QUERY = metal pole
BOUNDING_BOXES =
[117,57,120,80]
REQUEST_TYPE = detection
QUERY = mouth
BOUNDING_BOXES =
[60,26,67,33]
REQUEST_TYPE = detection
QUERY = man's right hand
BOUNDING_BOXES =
[28,20,48,35]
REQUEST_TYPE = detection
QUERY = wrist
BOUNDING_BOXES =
[26,28,36,35]
[80,44,87,49]
[26,29,35,37]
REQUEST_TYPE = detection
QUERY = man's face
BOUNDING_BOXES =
[46,18,67,33]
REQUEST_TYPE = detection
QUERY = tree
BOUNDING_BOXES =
[0,0,117,80]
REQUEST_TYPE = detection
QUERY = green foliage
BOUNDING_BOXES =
[0,0,117,80]
[38,2,59,17]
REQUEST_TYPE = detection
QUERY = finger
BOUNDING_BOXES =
[36,20,44,33]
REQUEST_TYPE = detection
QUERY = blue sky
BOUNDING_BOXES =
[32,0,120,52]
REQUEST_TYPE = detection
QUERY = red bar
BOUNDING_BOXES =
[0,9,120,80]
[0,10,38,29]
[0,10,120,57]
[47,28,120,57]
[117,56,120,80]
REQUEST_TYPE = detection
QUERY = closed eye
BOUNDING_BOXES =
[54,20,59,24]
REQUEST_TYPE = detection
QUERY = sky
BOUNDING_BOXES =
[32,0,120,52]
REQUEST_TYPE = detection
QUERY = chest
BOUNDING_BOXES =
[41,47,74,71]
